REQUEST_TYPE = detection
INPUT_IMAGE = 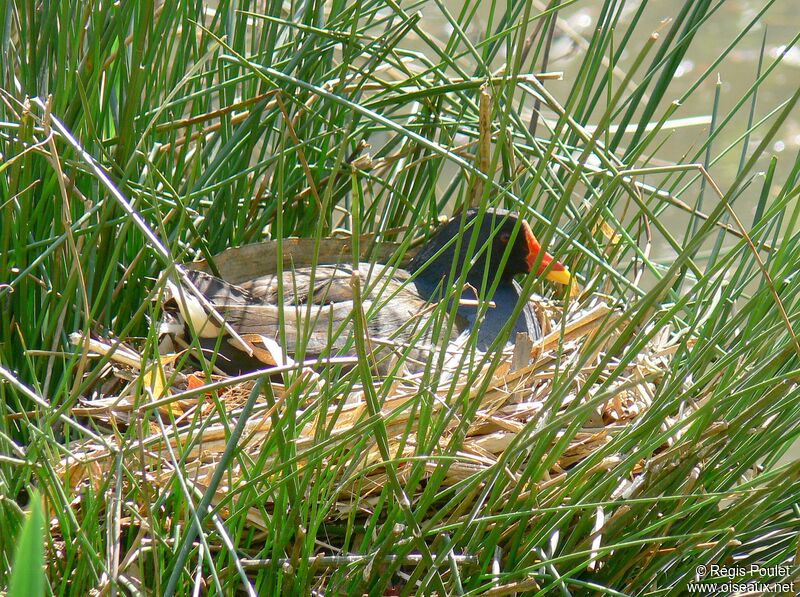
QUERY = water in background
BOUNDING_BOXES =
[420,0,799,263]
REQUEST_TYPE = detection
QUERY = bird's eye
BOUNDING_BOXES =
[499,231,511,244]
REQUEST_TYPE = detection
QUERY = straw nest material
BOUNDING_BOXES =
[59,240,679,536]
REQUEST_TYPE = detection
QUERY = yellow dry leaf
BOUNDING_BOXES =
[594,219,621,246]
[141,353,180,412]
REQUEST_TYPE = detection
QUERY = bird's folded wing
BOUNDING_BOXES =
[214,294,429,355]
[181,270,254,306]
[239,263,411,306]
[176,265,448,358]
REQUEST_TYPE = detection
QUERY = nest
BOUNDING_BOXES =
[57,240,684,578]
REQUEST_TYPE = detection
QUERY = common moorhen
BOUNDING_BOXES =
[160,208,570,373]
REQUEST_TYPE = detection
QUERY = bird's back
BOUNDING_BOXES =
[169,266,440,370]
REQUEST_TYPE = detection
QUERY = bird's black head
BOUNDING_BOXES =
[409,208,543,286]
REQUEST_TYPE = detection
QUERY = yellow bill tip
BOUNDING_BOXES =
[545,268,572,286]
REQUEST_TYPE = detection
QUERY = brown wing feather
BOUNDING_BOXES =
[181,265,436,361]
[239,263,411,305]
